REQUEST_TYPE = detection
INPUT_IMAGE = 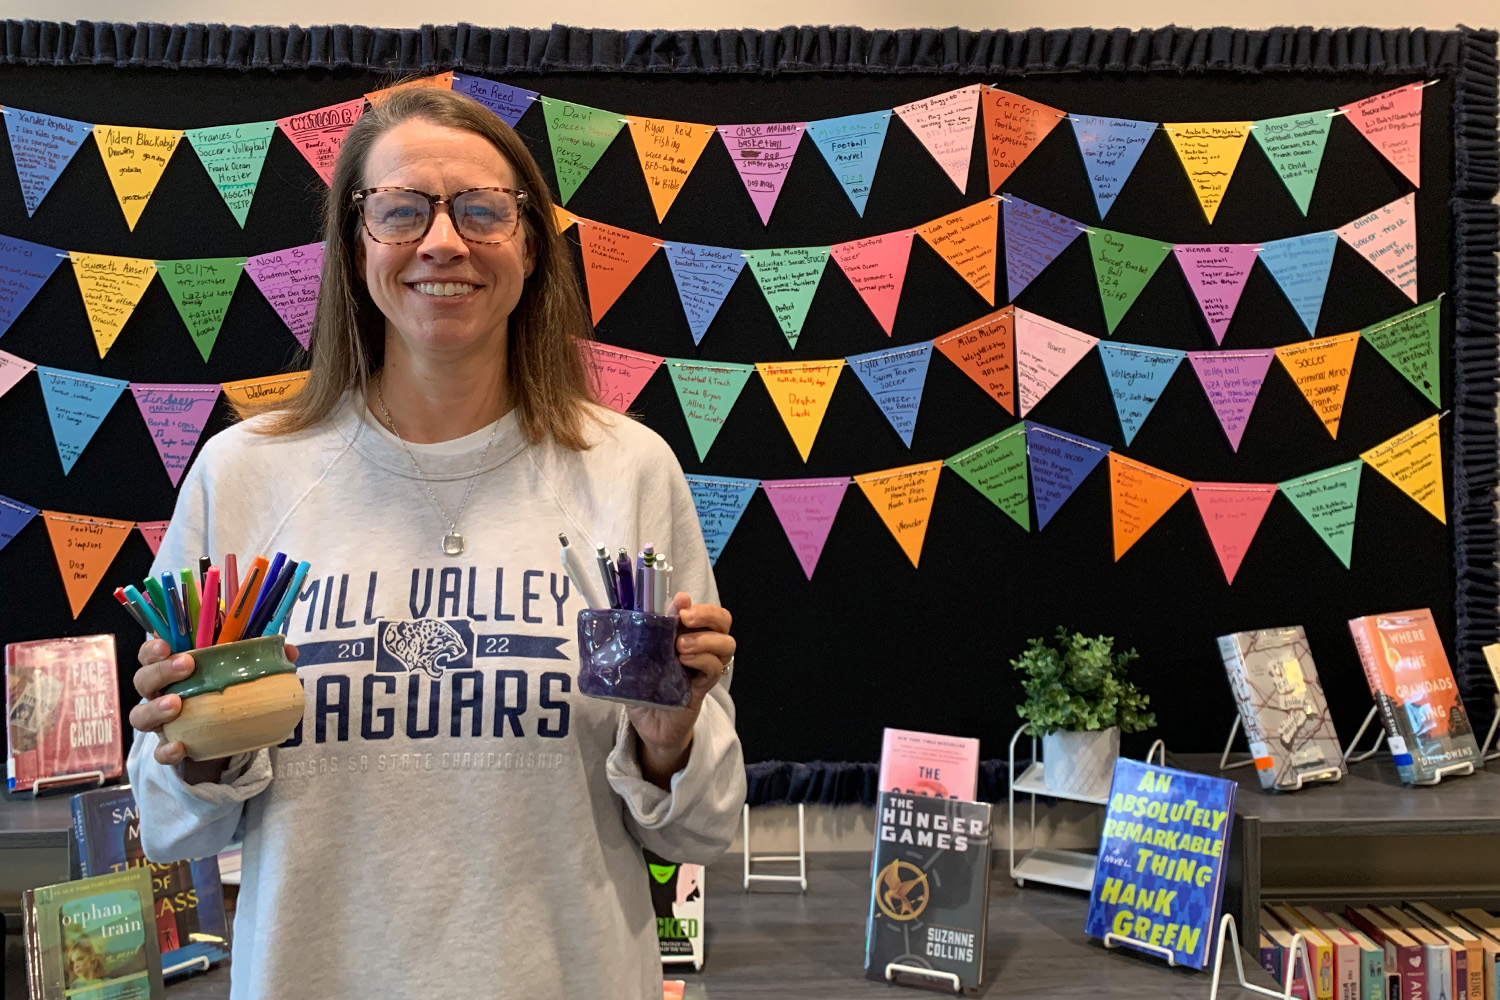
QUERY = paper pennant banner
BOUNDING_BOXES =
[917,199,1000,305]
[184,121,276,227]
[1026,422,1110,530]
[1097,342,1185,446]
[1088,227,1171,334]
[0,494,39,554]
[761,477,848,579]
[1070,115,1156,219]
[1337,193,1418,302]
[745,246,831,349]
[1014,309,1099,417]
[277,98,366,186]
[1192,483,1277,584]
[578,221,660,324]
[1278,460,1363,568]
[1002,194,1082,301]
[365,72,454,105]
[1188,349,1276,452]
[91,125,183,230]
[831,231,914,335]
[945,424,1030,531]
[847,342,933,446]
[1257,232,1337,335]
[806,112,891,216]
[156,258,243,362]
[68,253,157,357]
[685,475,759,565]
[663,242,745,346]
[0,235,64,339]
[1251,111,1332,215]
[1359,299,1441,406]
[580,342,664,413]
[855,461,943,568]
[1174,243,1258,344]
[129,383,222,487]
[43,510,134,618]
[36,367,128,474]
[1274,332,1360,439]
[1340,83,1423,187]
[244,242,324,350]
[628,117,715,222]
[719,122,805,225]
[5,108,92,216]
[756,359,845,461]
[894,85,982,193]
[0,350,35,399]
[1108,452,1191,561]
[982,88,1063,193]
[1360,415,1444,523]
[553,205,577,233]
[452,75,538,129]
[220,371,309,415]
[667,359,755,461]
[135,519,169,556]
[932,307,1015,414]
[1164,122,1252,223]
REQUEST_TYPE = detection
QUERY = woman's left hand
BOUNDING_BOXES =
[627,593,734,785]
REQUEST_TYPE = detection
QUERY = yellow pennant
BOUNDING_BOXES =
[1165,122,1252,223]
[1274,332,1360,439]
[755,359,845,461]
[221,371,311,416]
[854,461,943,568]
[553,204,578,233]
[91,125,183,230]
[1359,414,1445,523]
[627,117,715,222]
[69,252,158,357]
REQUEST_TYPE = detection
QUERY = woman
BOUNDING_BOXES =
[126,87,744,1000]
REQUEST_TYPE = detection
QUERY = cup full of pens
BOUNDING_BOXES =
[560,534,693,711]
[114,553,311,761]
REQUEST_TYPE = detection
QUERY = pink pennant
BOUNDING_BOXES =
[276,98,367,185]
[830,231,915,336]
[1340,84,1423,187]
[1188,349,1277,452]
[244,242,324,349]
[136,520,169,556]
[1173,244,1258,344]
[1191,483,1277,584]
[580,341,663,413]
[0,350,36,399]
[1014,308,1099,416]
[761,477,848,580]
[719,122,805,225]
[130,383,222,487]
[1337,193,1418,302]
[893,85,982,193]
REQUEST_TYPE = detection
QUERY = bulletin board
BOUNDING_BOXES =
[0,23,1494,804]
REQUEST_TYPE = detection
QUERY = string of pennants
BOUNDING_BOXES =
[2,73,1427,231]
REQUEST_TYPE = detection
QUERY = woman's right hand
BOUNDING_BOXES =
[129,639,197,766]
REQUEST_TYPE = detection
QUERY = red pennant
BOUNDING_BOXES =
[1191,483,1276,584]
[136,520,170,556]
[1340,84,1423,187]
[580,341,663,413]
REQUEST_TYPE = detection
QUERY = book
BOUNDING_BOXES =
[1273,904,1335,1000]
[644,848,704,970]
[1290,905,1362,1000]
[1450,911,1500,1000]
[1326,909,1390,1000]
[1217,627,1345,791]
[1262,907,1314,999]
[1347,609,1481,784]
[6,635,123,794]
[865,791,992,992]
[1084,759,1236,970]
[1381,906,1458,1000]
[22,867,165,999]
[1349,906,1430,1000]
[1259,928,1285,986]
[71,785,230,974]
[877,728,980,801]
[1409,903,1486,1000]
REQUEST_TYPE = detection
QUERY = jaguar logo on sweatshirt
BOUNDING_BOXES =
[379,619,470,678]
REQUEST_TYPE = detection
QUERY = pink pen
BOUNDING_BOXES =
[197,567,220,648]
[225,554,239,611]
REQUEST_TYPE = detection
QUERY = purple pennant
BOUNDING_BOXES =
[0,235,65,340]
[1024,422,1111,530]
[1174,244,1258,344]
[130,383,222,487]
[761,477,848,579]
[719,122,806,226]
[244,242,324,349]
[1188,349,1277,452]
[452,75,538,129]
[0,494,39,554]
[1003,194,1083,300]
[4,108,92,216]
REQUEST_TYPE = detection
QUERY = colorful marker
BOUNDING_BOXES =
[262,561,311,637]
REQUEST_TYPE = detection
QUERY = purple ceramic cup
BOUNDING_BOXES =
[576,609,692,710]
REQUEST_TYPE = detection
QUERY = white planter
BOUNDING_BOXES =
[1042,727,1121,799]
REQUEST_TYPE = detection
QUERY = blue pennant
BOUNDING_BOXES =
[1069,115,1156,219]
[1025,421,1111,529]
[806,111,892,217]
[4,108,92,216]
[686,475,759,565]
[0,235,65,339]
[664,242,746,346]
[1003,194,1083,301]
[847,342,934,447]
[0,494,39,554]
[452,75,538,129]
[1257,232,1337,336]
[37,367,128,475]
[1097,342,1186,446]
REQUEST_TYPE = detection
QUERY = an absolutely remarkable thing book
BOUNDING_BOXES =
[1217,627,1345,791]
[877,728,980,801]
[22,867,165,1000]
[6,635,122,793]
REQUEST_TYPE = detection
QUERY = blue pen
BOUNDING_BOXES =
[245,560,295,639]
[262,561,311,637]
[160,572,184,652]
[124,585,172,644]
[252,553,287,623]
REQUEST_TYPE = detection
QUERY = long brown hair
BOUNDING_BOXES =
[253,84,599,450]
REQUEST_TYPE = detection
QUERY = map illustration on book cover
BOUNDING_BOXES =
[6,634,122,793]
[644,848,704,970]
[1085,759,1237,970]
[1217,627,1345,791]
[865,792,992,992]
[1348,608,1481,784]
[23,867,165,1000]
[877,728,981,801]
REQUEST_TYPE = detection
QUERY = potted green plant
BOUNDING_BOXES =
[1011,627,1156,798]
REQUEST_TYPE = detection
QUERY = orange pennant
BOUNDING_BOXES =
[1108,452,1190,561]
[1273,332,1360,439]
[42,510,134,618]
[627,117,715,222]
[855,461,943,568]
[553,204,578,233]
[917,199,1000,304]
[931,306,1015,414]
[577,221,660,324]
[365,72,455,105]
[221,371,310,416]
[981,87,1063,192]
[755,359,845,461]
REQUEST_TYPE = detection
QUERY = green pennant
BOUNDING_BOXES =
[540,97,626,205]
[1359,299,1442,407]
[1087,228,1171,335]
[1251,111,1332,216]
[1277,460,1363,569]
[184,121,276,228]
[156,257,244,362]
[945,424,1030,531]
[745,246,831,349]
[667,359,755,461]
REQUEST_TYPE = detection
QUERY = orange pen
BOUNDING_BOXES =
[217,555,268,644]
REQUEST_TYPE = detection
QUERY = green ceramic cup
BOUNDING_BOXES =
[163,635,298,699]
[160,635,304,760]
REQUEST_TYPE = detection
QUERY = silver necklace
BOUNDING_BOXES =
[374,373,501,556]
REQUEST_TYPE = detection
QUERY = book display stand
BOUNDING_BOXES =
[741,802,807,891]
[1341,705,1476,784]
[28,770,105,796]
[1481,709,1499,762]
[1206,914,1315,1000]
[1217,716,1342,790]
[882,963,962,994]
[163,955,212,979]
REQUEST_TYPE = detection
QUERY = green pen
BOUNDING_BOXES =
[179,567,201,636]
[143,577,170,632]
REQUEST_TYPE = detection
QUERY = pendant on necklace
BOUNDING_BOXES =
[442,531,465,556]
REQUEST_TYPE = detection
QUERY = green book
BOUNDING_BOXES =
[22,867,165,999]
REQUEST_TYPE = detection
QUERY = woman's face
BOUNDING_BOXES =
[356,119,532,362]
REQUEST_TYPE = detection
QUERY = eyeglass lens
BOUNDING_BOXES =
[363,190,521,243]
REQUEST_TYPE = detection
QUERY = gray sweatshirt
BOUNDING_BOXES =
[126,394,745,1000]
